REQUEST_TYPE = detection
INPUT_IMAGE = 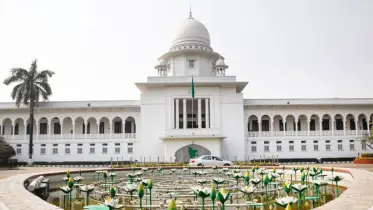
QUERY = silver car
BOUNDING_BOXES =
[189,155,233,167]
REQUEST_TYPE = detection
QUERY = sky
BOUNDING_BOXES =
[0,0,372,102]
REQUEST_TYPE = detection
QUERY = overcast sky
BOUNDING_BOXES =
[0,0,372,102]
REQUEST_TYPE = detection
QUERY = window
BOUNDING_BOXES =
[313,140,318,143]
[310,119,316,131]
[102,143,108,154]
[350,119,356,130]
[14,123,19,135]
[54,123,61,134]
[115,143,120,154]
[16,144,22,154]
[336,119,343,130]
[276,145,282,152]
[289,145,294,152]
[90,147,95,154]
[40,123,47,134]
[313,144,319,151]
[40,144,46,155]
[338,144,343,151]
[128,143,133,154]
[276,141,282,144]
[202,156,211,160]
[326,144,331,151]
[301,140,306,144]
[77,143,83,154]
[114,122,122,133]
[301,145,307,151]
[251,146,257,152]
[322,119,330,130]
[65,148,70,154]
[262,120,270,131]
[350,143,355,151]
[264,146,270,152]
[52,148,58,154]
[251,120,259,131]
[99,122,105,134]
[279,120,284,131]
[188,60,195,68]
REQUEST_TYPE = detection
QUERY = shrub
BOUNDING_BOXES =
[361,153,373,158]
[0,137,16,166]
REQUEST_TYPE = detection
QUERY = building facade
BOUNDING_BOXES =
[0,13,372,163]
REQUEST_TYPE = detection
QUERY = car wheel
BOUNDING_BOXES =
[197,163,204,167]
[224,163,230,166]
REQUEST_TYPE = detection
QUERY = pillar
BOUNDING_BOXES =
[183,99,187,129]
[307,119,310,136]
[61,123,64,138]
[109,122,113,139]
[295,118,298,136]
[258,120,262,137]
[319,120,322,135]
[85,122,88,138]
[283,121,286,136]
[271,119,274,136]
[367,120,370,134]
[331,120,334,136]
[23,122,27,141]
[176,99,180,129]
[205,98,209,128]
[72,123,75,139]
[131,121,135,133]
[355,118,359,135]
[344,120,347,136]
[0,124,2,135]
[198,98,202,129]
[13,123,16,136]
[48,122,52,137]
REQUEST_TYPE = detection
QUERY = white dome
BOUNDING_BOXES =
[171,18,211,47]
[158,59,167,66]
[216,58,225,66]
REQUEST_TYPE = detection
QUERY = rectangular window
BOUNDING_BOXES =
[52,148,58,154]
[313,144,319,151]
[90,147,95,154]
[251,146,257,152]
[114,121,122,133]
[326,144,331,151]
[322,119,330,130]
[279,120,284,131]
[77,147,83,154]
[350,119,356,130]
[350,143,355,151]
[102,147,108,154]
[313,140,318,143]
[251,120,259,131]
[289,141,294,144]
[251,141,256,144]
[301,140,306,144]
[325,140,330,143]
[65,148,70,154]
[264,145,270,152]
[336,119,343,130]
[115,147,120,154]
[16,145,22,155]
[188,60,195,68]
[276,141,282,144]
[128,147,133,153]
[14,123,19,135]
[310,119,316,131]
[264,141,269,144]
[289,145,294,152]
[338,144,343,151]
[276,145,282,152]
[301,145,307,151]
[261,120,270,131]
[40,147,46,155]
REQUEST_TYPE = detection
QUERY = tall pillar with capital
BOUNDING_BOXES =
[344,120,347,136]
[367,120,370,134]
[307,119,310,136]
[85,121,88,139]
[72,123,75,139]
[295,117,298,136]
[175,99,180,129]
[283,121,286,136]
[355,118,359,135]
[24,123,27,140]
[183,99,187,129]
[60,123,64,139]
[48,122,52,139]
[198,98,202,129]
[271,119,274,136]
[205,98,209,128]
[319,120,323,135]
[109,122,113,139]
[98,123,100,138]
[331,120,335,136]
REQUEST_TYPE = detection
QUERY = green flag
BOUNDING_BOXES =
[189,77,195,98]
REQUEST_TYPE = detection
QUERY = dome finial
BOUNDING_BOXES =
[189,4,193,19]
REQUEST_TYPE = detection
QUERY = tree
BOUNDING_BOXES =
[360,122,373,150]
[0,136,16,166]
[3,60,54,166]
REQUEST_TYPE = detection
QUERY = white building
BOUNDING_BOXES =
[1,13,372,164]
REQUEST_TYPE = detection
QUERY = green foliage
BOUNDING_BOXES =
[0,137,15,166]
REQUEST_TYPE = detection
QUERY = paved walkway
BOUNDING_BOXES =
[0,164,373,210]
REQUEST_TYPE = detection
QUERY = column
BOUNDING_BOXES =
[24,123,27,141]
[109,122,113,139]
[307,119,310,136]
[12,123,16,136]
[319,120,322,135]
[122,122,125,136]
[258,120,262,137]
[183,99,187,129]
[97,123,100,139]
[85,122,88,139]
[355,119,359,135]
[344,120,347,136]
[295,118,298,136]
[283,121,286,136]
[331,120,334,136]
[0,125,2,135]
[271,119,274,136]
[61,123,64,139]
[175,99,179,129]
[72,123,75,139]
[205,98,209,128]
[367,120,370,134]
[48,122,52,138]
[198,98,202,129]
[36,122,39,140]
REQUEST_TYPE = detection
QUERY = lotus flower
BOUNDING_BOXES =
[197,179,208,185]
[217,188,230,210]
[60,185,73,194]
[232,172,243,185]
[239,185,256,200]
[283,181,292,195]
[142,167,148,171]
[79,184,95,192]
[123,183,137,200]
[313,180,327,186]
[233,169,240,173]
[292,183,307,192]
[234,165,240,169]
[212,165,218,170]
[223,168,229,172]
[212,177,225,188]
[73,176,83,183]
[250,177,262,186]
[104,196,119,209]
[183,167,189,171]
[330,175,344,197]
[274,196,297,208]
[168,198,176,210]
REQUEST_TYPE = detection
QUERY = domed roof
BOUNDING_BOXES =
[216,58,225,66]
[158,59,167,66]
[171,15,211,48]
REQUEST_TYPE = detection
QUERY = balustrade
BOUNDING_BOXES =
[248,129,368,138]
[0,133,136,141]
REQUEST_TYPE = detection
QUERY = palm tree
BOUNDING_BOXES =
[3,59,55,166]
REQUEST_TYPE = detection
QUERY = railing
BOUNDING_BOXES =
[0,133,136,140]
[165,128,221,138]
[247,129,370,137]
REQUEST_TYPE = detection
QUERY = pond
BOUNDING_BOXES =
[43,167,347,210]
